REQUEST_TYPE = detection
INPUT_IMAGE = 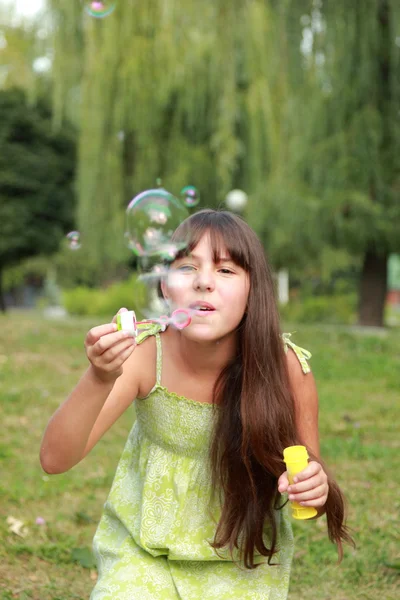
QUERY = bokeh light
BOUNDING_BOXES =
[225,189,248,212]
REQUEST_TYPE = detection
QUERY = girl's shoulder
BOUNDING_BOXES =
[282,333,312,374]
[136,322,165,345]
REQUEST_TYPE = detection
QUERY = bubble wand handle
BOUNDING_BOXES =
[117,309,192,336]
[137,309,192,330]
[283,445,318,520]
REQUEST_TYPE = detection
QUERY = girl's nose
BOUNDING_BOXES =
[193,270,215,292]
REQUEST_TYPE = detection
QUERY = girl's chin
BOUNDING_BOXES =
[179,325,232,344]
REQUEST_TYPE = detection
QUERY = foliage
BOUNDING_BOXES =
[0,87,76,306]
[284,0,400,257]
[280,294,357,325]
[45,0,399,326]
[62,273,147,318]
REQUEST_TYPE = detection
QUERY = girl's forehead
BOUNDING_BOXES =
[189,234,230,260]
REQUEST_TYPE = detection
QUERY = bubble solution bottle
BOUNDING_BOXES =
[283,445,318,520]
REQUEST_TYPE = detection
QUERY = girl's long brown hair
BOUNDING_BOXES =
[172,209,354,569]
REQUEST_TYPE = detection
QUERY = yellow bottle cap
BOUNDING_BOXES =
[283,445,309,463]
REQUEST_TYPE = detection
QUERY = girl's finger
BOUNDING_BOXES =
[293,461,322,482]
[92,330,134,356]
[102,337,136,363]
[289,484,328,503]
[86,323,118,345]
[278,472,289,493]
[288,474,325,494]
[107,344,136,372]
[298,495,327,508]
[112,307,128,324]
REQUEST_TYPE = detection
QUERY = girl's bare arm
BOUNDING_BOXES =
[40,319,142,474]
[278,349,328,514]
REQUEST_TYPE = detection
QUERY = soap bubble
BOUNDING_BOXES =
[225,189,248,212]
[180,185,200,208]
[126,188,189,259]
[138,264,169,284]
[166,268,188,289]
[66,231,81,250]
[84,1,116,18]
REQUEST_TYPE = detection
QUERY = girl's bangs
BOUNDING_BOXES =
[171,211,251,271]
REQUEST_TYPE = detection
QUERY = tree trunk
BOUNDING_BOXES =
[358,250,387,327]
[0,267,6,313]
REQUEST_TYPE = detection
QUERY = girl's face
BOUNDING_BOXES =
[162,233,250,343]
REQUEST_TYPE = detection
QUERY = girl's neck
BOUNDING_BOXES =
[167,327,237,378]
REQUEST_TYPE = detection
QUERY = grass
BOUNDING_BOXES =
[1,311,399,599]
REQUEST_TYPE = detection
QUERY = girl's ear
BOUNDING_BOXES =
[160,279,168,300]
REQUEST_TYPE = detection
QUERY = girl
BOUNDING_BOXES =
[40,210,352,599]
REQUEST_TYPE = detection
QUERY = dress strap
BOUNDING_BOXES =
[282,333,312,374]
[154,333,162,385]
[136,323,163,385]
[135,324,164,398]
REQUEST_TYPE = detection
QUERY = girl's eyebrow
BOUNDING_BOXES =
[185,253,233,263]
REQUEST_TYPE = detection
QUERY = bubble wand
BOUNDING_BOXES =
[117,309,192,337]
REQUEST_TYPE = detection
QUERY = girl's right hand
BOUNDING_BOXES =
[85,308,136,383]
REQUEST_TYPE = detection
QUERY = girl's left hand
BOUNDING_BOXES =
[277,461,329,508]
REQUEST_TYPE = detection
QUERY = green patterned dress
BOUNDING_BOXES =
[90,327,311,600]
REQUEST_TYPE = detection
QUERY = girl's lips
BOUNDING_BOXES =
[191,309,216,317]
[189,302,216,311]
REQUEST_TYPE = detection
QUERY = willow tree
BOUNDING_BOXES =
[47,0,301,266]
[279,0,400,326]
[48,0,399,325]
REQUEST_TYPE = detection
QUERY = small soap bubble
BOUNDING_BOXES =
[180,185,200,208]
[66,231,81,250]
[84,1,116,18]
[225,189,248,212]
[126,188,189,259]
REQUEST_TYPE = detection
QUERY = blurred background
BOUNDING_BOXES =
[0,2,399,599]
[0,0,399,327]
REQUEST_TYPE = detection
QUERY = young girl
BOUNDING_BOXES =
[40,210,352,599]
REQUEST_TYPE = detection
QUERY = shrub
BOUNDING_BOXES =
[280,294,357,325]
[62,275,148,318]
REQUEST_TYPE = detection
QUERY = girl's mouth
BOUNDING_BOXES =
[189,302,216,315]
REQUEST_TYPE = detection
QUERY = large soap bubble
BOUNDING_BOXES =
[84,1,116,18]
[126,187,189,260]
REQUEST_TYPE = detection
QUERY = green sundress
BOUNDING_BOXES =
[90,327,312,600]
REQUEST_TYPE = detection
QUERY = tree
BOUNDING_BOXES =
[46,0,302,266]
[274,0,400,326]
[47,0,400,325]
[0,88,76,311]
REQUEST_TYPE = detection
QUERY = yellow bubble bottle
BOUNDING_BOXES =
[283,445,318,520]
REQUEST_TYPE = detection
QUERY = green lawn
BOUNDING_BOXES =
[1,311,399,599]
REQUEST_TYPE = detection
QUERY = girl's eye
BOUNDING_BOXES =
[177,265,195,272]
[219,268,234,274]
